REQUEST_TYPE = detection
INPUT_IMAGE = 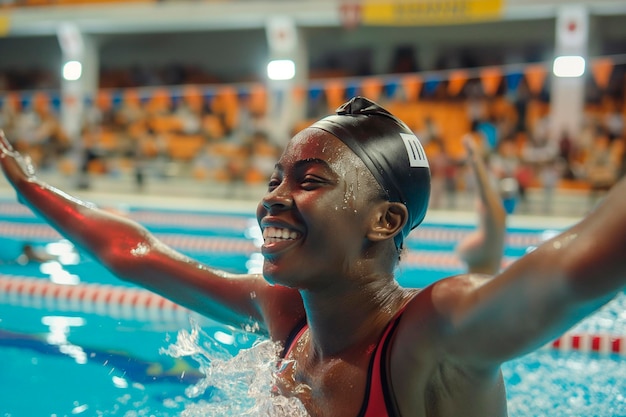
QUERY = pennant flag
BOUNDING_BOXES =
[325,80,346,110]
[292,84,307,103]
[591,58,614,90]
[202,87,215,106]
[402,75,422,102]
[345,82,360,100]
[147,87,171,113]
[32,91,50,113]
[182,85,202,111]
[504,71,524,93]
[20,94,31,110]
[111,91,123,109]
[96,90,112,111]
[447,70,469,96]
[524,64,548,96]
[248,84,268,115]
[384,79,399,99]
[123,89,141,107]
[360,77,383,101]
[480,67,502,96]
[63,94,79,108]
[424,76,441,96]
[169,89,183,108]
[308,85,324,101]
[6,92,21,111]
[50,93,62,112]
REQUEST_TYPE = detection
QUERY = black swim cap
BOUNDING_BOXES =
[310,96,430,249]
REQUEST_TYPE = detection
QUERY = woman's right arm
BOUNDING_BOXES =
[0,131,304,338]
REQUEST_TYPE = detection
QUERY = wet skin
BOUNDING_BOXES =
[257,128,389,289]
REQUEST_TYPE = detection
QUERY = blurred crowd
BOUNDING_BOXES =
[1,67,625,213]
[423,93,626,214]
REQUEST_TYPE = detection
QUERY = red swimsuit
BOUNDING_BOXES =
[281,312,404,417]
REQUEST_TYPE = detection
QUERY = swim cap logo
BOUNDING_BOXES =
[400,133,429,168]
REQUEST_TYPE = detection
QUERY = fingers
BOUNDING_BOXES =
[0,130,15,155]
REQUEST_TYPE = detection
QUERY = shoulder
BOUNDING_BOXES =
[401,274,491,321]
[256,281,306,343]
[390,275,491,351]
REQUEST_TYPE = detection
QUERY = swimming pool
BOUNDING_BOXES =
[0,195,624,416]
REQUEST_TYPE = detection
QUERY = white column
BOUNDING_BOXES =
[265,16,308,144]
[549,5,589,143]
[57,24,99,140]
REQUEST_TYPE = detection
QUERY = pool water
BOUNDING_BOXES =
[0,198,624,416]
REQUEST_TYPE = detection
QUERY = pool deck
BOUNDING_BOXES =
[0,170,595,230]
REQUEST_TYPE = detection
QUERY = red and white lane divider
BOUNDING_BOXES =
[401,251,515,270]
[547,332,626,357]
[0,221,258,254]
[0,275,192,324]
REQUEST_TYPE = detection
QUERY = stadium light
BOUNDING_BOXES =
[553,55,585,78]
[62,60,82,81]
[267,59,295,81]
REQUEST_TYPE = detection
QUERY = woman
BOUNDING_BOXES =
[1,97,625,417]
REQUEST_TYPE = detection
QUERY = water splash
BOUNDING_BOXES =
[160,320,310,417]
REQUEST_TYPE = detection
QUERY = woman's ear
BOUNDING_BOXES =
[367,202,408,242]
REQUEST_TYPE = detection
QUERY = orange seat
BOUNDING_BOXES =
[165,134,205,162]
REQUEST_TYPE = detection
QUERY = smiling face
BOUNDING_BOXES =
[256,128,387,289]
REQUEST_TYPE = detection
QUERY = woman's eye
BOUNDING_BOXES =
[267,178,280,190]
[301,176,325,188]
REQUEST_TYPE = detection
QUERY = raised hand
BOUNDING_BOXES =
[0,130,37,187]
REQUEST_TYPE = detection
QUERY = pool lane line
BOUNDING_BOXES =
[1,274,624,357]
[0,221,259,253]
[0,275,192,324]
[0,328,205,385]
[548,332,625,357]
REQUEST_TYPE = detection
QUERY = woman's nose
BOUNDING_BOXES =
[261,184,293,212]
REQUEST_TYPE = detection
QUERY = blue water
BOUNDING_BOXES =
[0,199,624,416]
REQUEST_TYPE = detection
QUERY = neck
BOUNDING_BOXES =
[300,276,410,358]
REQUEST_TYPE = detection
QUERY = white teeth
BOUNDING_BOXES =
[263,227,300,242]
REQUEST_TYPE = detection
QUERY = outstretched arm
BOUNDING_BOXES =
[456,138,506,275]
[0,132,304,339]
[429,173,626,369]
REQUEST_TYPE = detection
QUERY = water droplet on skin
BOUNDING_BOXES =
[130,243,150,257]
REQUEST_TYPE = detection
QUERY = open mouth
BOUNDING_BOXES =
[262,226,301,243]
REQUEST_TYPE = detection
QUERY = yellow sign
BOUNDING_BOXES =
[0,14,10,36]
[361,0,503,26]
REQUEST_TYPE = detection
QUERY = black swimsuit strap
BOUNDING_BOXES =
[379,312,404,417]
[280,317,308,359]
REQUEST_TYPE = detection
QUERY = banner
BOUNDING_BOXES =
[361,0,503,26]
[0,14,10,37]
